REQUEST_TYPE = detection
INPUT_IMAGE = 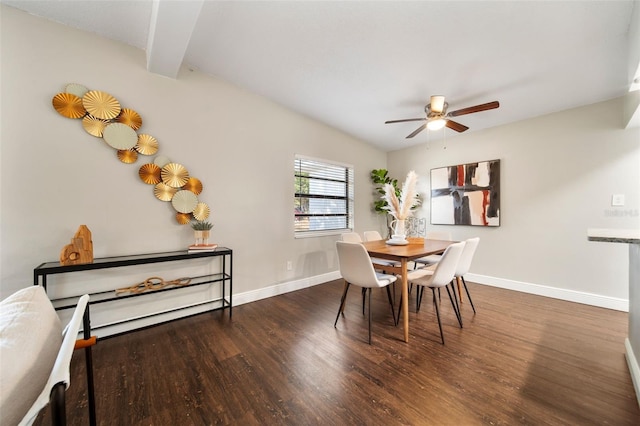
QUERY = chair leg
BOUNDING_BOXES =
[385,285,397,325]
[461,277,476,314]
[362,288,367,315]
[395,290,403,326]
[368,288,373,344]
[445,284,463,328]
[432,288,445,344]
[339,280,349,314]
[82,305,97,426]
[448,280,461,319]
[417,285,424,312]
[334,282,351,327]
[51,383,66,426]
[410,263,417,295]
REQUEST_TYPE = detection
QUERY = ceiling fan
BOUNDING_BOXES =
[385,95,500,138]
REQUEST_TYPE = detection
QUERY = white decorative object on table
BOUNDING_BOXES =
[383,170,420,245]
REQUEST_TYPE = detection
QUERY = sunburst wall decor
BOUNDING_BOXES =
[52,83,210,225]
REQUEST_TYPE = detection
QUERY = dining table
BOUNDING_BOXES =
[362,237,454,343]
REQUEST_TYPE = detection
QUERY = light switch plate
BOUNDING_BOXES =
[611,194,625,206]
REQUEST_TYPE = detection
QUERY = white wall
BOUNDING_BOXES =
[0,6,385,331]
[2,5,638,337]
[388,97,640,310]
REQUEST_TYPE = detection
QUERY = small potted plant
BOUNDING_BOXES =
[191,221,213,246]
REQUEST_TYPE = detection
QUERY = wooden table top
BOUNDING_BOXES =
[361,237,453,261]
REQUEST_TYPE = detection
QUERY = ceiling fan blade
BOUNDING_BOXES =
[385,118,426,124]
[445,120,469,133]
[448,101,499,117]
[406,123,427,138]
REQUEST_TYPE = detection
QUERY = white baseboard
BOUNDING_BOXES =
[465,273,629,312]
[233,271,342,306]
[625,338,640,407]
[233,271,629,312]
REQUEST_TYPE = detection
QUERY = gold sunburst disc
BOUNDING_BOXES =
[161,163,189,188]
[182,177,203,195]
[154,183,177,201]
[138,163,162,185]
[176,212,192,225]
[116,108,142,130]
[135,134,159,155]
[82,90,121,120]
[193,203,210,221]
[52,93,86,119]
[82,115,110,137]
[117,149,138,164]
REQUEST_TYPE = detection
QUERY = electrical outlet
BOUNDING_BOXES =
[286,261,293,271]
[612,194,625,207]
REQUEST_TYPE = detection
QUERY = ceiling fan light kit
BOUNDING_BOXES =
[385,95,500,138]
[426,118,446,131]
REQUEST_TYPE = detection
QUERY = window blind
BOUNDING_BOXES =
[294,155,354,237]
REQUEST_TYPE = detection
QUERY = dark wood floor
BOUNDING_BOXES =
[37,280,640,425]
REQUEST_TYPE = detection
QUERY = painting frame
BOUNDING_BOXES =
[430,159,500,227]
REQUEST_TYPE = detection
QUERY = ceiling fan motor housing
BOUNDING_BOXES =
[424,102,449,117]
[426,102,448,119]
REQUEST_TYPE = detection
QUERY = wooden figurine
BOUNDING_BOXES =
[60,225,94,265]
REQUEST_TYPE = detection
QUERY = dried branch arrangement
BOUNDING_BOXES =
[382,170,419,220]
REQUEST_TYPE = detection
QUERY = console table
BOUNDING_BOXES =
[33,248,232,333]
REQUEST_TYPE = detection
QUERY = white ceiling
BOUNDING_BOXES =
[3,0,638,152]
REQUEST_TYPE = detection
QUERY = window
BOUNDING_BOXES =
[294,155,354,237]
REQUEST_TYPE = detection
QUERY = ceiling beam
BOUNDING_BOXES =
[624,91,640,129]
[624,2,639,128]
[146,0,204,79]
[628,0,640,92]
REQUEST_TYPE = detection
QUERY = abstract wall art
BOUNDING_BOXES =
[430,159,500,226]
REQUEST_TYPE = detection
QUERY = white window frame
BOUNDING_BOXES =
[294,154,354,238]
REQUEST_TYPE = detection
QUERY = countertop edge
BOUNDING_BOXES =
[587,228,640,244]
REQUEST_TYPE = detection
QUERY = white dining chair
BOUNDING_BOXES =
[418,236,481,317]
[413,230,452,268]
[334,241,398,344]
[455,237,480,314]
[362,230,383,242]
[363,230,401,306]
[403,241,465,344]
[340,232,362,243]
[340,232,368,311]
[363,230,402,269]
